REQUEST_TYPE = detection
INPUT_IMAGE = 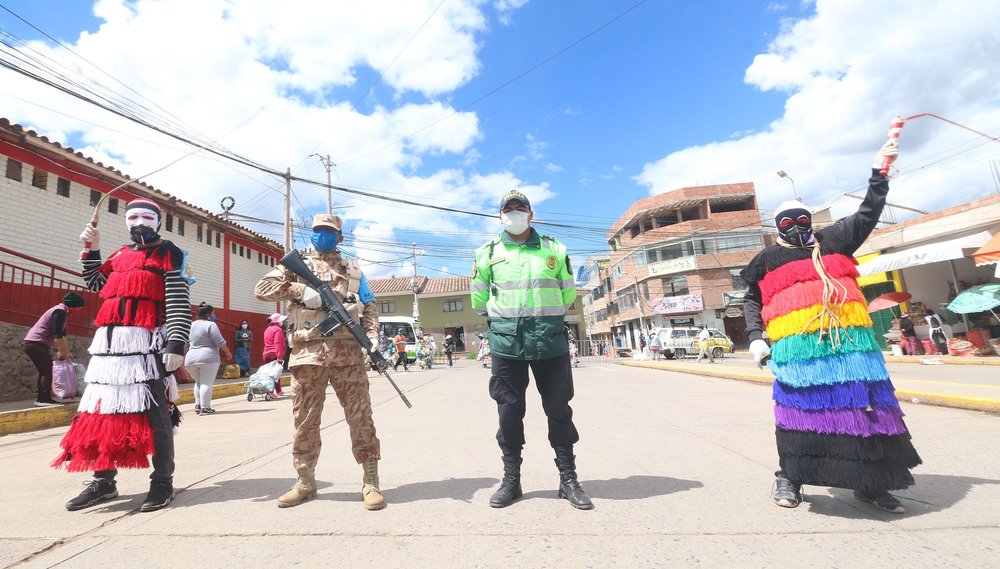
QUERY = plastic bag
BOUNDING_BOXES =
[257,359,284,380]
[52,359,77,399]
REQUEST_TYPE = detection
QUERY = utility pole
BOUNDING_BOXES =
[633,275,647,338]
[284,168,292,253]
[410,242,420,325]
[311,154,335,214]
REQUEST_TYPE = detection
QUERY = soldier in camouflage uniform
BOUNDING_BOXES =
[254,214,384,510]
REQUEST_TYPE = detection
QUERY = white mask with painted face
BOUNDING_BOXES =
[125,207,160,245]
[500,211,530,235]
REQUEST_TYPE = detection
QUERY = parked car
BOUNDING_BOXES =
[651,327,734,360]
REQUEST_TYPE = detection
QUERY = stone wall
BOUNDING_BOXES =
[1,321,92,402]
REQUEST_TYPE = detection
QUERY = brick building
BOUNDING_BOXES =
[583,182,767,350]
[0,118,283,401]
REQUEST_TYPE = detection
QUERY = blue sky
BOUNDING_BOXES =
[2,0,999,281]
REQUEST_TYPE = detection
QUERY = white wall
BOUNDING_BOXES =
[1,155,278,314]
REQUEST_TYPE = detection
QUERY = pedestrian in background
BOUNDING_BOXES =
[23,292,86,406]
[648,331,662,361]
[899,312,921,356]
[234,319,253,377]
[185,303,232,415]
[255,213,386,510]
[696,325,714,363]
[393,328,409,372]
[444,334,455,367]
[471,189,593,510]
[924,309,949,355]
[263,313,287,396]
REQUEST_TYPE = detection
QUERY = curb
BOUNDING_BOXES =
[0,376,290,437]
[623,360,1000,414]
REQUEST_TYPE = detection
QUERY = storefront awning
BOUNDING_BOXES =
[856,231,993,276]
[973,232,1000,266]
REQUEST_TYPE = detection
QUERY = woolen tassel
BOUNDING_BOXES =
[766,301,872,341]
[759,254,859,303]
[770,327,881,363]
[779,455,919,492]
[84,353,158,386]
[98,271,167,302]
[762,276,864,322]
[772,379,899,410]
[95,300,125,326]
[89,326,155,355]
[51,412,155,472]
[776,428,922,463]
[77,382,154,414]
[774,404,909,436]
[129,299,161,329]
[771,351,889,388]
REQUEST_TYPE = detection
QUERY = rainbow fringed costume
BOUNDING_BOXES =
[741,172,920,492]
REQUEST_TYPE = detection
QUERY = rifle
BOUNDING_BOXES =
[279,250,412,409]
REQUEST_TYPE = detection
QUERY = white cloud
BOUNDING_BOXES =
[635,0,1000,221]
[545,163,564,173]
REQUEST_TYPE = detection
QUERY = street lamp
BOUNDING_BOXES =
[776,170,798,200]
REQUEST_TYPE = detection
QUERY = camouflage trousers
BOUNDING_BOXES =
[290,364,380,477]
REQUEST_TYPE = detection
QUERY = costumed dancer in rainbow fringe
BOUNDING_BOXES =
[740,121,921,514]
[55,198,192,513]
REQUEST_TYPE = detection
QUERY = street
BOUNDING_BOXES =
[2,358,999,568]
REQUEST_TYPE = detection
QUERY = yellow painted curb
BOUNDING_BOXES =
[0,376,290,437]
[623,361,1000,414]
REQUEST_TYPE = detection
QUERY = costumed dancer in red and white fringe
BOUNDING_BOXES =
[55,198,192,513]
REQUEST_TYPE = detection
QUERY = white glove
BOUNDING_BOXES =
[80,224,100,250]
[749,339,771,369]
[163,353,185,372]
[369,338,379,352]
[301,287,322,309]
[873,139,900,170]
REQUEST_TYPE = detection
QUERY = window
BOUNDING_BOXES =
[231,242,237,254]
[730,269,747,290]
[268,257,274,266]
[56,178,70,197]
[89,189,101,206]
[4,159,22,181]
[215,233,221,248]
[177,219,185,236]
[258,252,262,263]
[239,245,244,256]
[196,225,203,243]
[378,301,396,314]
[716,232,764,253]
[206,227,212,245]
[443,299,463,312]
[165,214,174,232]
[32,168,48,189]
[661,276,689,297]
[629,225,640,238]
[108,198,119,214]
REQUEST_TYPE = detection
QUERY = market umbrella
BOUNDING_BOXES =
[867,291,912,313]
[947,283,1000,322]
[973,232,1000,277]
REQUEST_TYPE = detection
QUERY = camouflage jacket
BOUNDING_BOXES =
[254,252,379,368]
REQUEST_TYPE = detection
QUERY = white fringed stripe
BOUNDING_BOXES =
[88,325,166,355]
[77,382,155,414]
[166,374,179,403]
[86,353,159,386]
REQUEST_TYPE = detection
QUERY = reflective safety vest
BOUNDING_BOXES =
[471,229,576,360]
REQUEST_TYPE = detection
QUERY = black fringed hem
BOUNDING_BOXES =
[776,428,922,492]
[776,428,922,462]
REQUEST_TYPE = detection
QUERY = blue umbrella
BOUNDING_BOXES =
[947,284,1000,321]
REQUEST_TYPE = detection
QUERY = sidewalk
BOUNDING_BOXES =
[624,351,1000,414]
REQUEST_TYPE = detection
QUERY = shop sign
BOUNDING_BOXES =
[724,307,743,318]
[651,293,704,315]
[648,256,697,277]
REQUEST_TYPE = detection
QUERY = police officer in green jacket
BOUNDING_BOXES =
[471,190,593,510]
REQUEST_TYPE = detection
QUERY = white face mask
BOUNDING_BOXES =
[501,211,530,235]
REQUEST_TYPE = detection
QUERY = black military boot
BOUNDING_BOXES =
[489,455,523,508]
[554,447,593,510]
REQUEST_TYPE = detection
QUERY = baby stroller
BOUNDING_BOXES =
[245,360,283,402]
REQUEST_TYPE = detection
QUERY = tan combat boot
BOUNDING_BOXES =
[362,457,385,510]
[277,473,317,508]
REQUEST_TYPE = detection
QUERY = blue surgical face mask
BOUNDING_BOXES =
[210,314,216,322]
[311,229,340,253]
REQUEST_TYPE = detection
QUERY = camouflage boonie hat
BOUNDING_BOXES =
[312,214,343,231]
